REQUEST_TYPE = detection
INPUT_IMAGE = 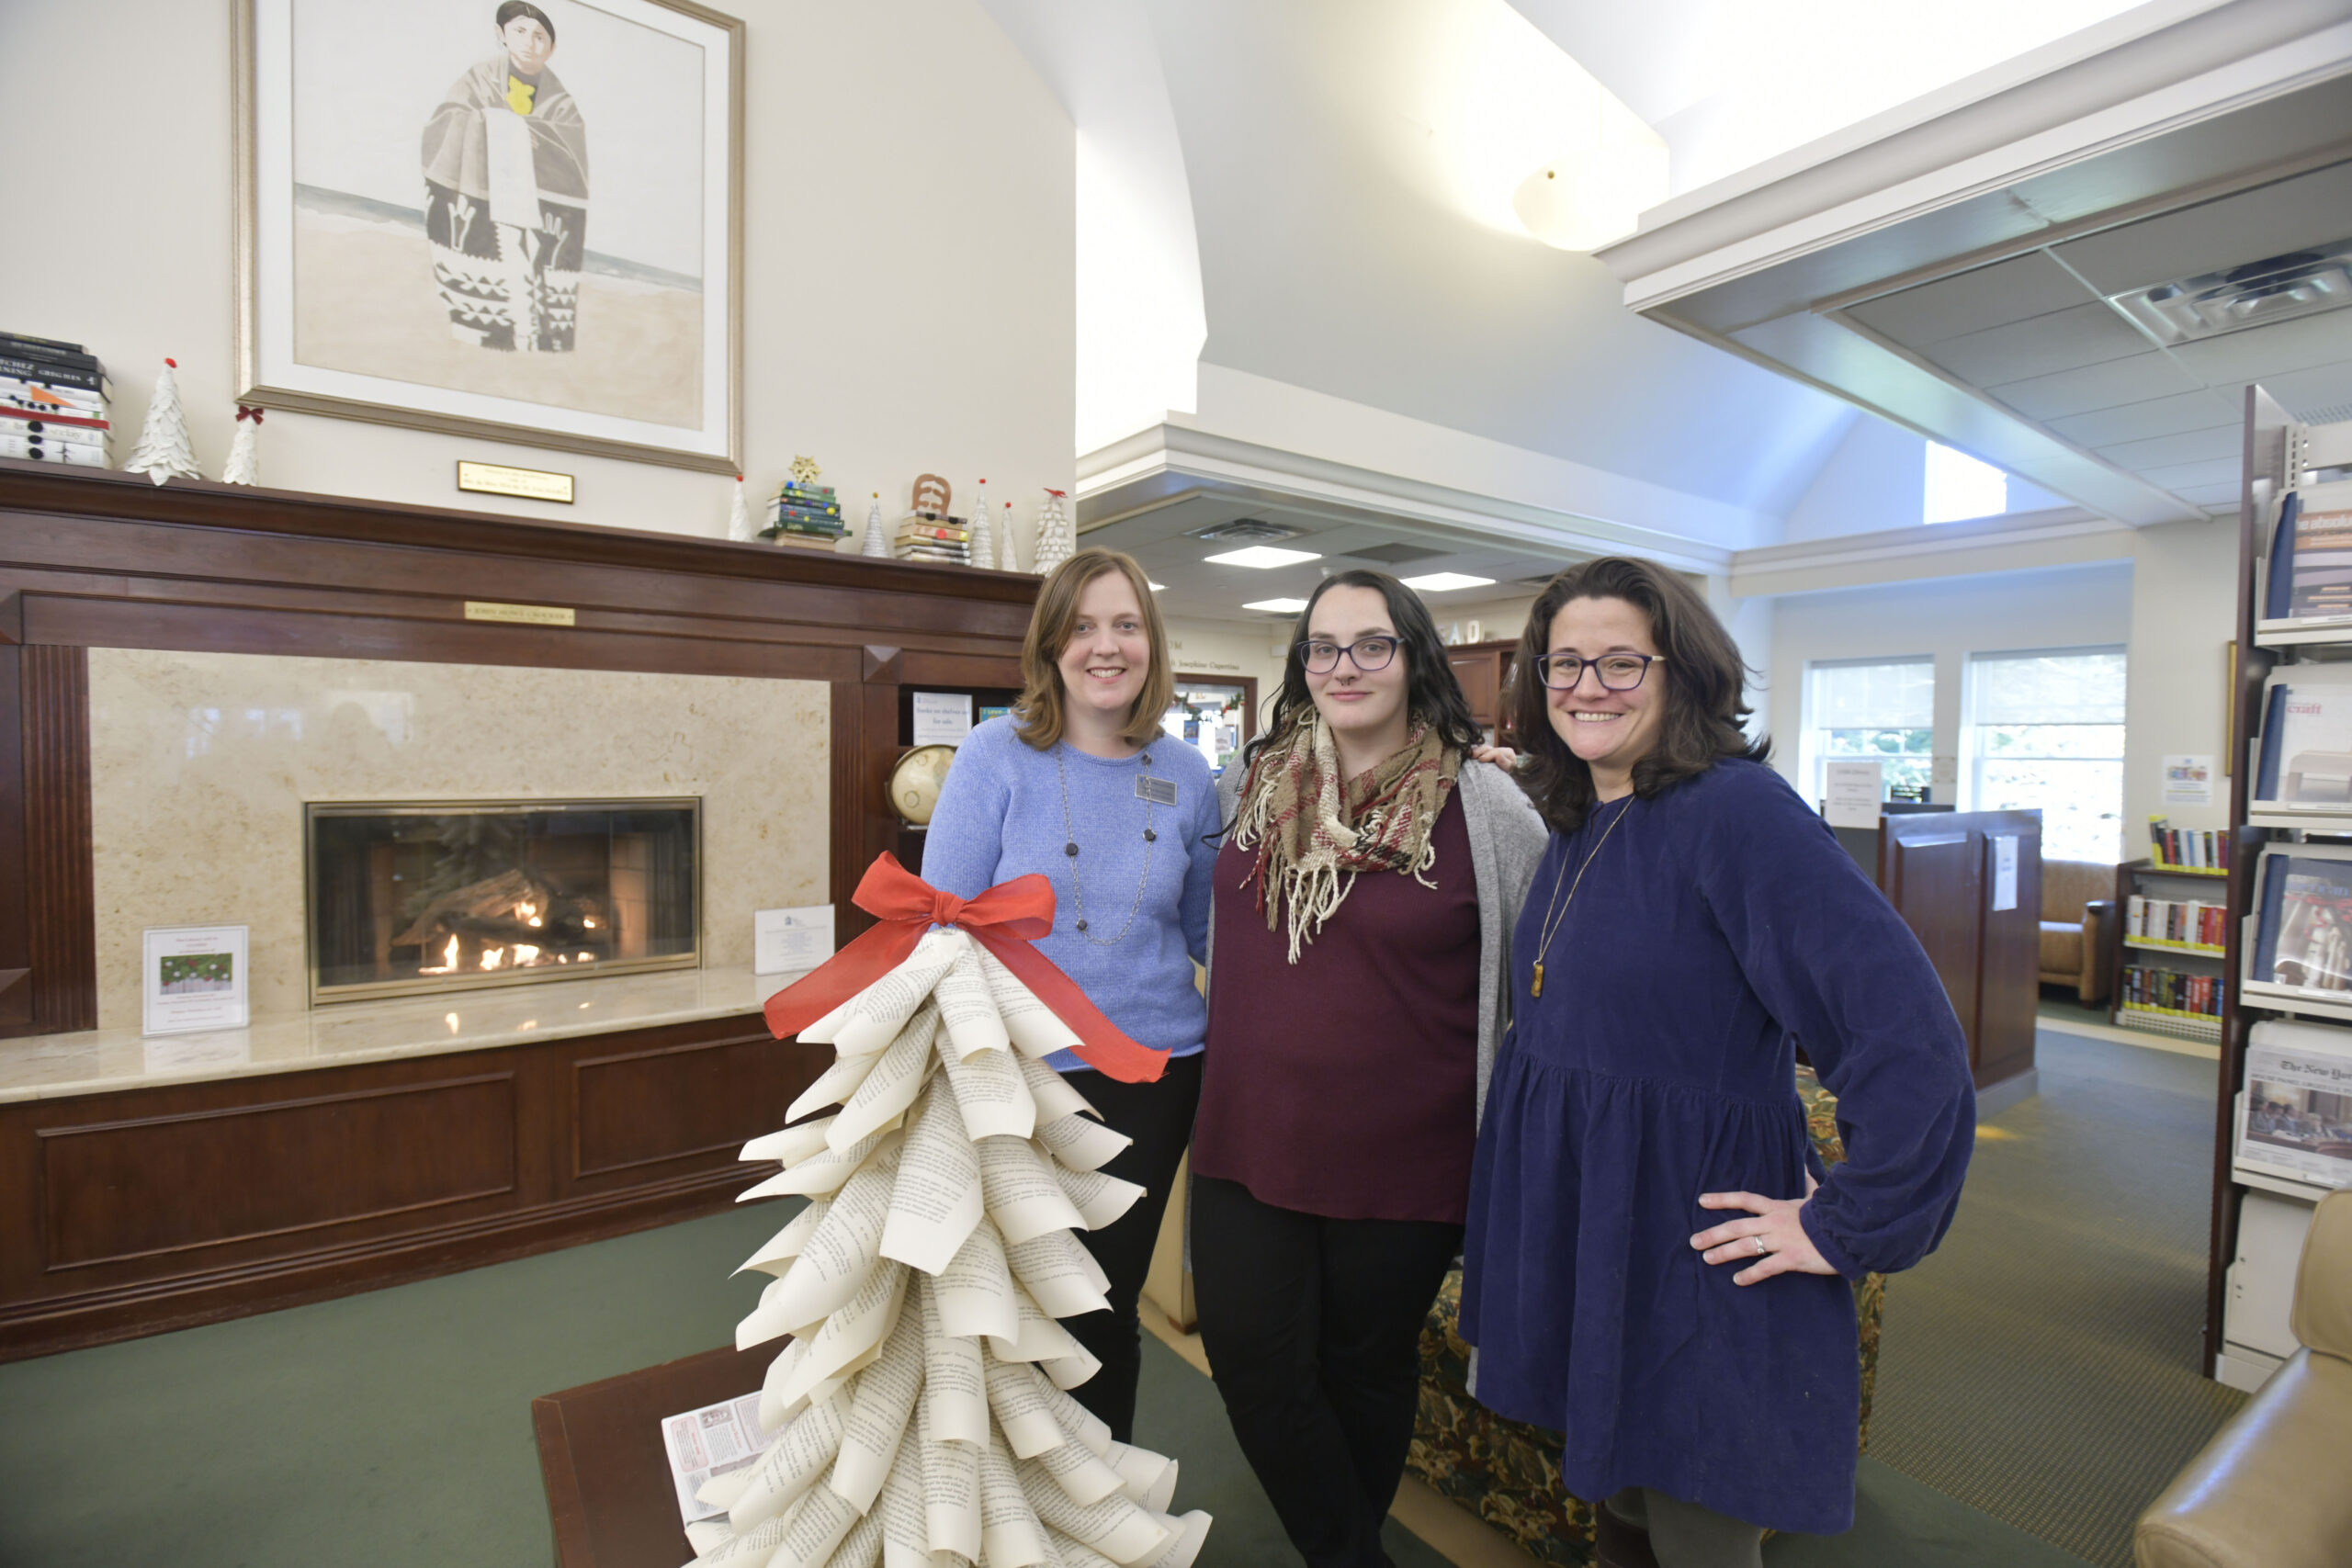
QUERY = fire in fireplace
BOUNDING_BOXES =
[304,799,700,1003]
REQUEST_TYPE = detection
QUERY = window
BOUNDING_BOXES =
[1806,658,1935,806]
[1925,442,2008,524]
[1965,648,2126,863]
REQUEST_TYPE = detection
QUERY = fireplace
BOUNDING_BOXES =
[305,799,701,1003]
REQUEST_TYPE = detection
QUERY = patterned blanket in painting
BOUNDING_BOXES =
[421,57,590,354]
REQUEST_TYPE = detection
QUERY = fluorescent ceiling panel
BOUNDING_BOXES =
[1205,546,1323,569]
[1243,598,1310,613]
[1401,572,1498,592]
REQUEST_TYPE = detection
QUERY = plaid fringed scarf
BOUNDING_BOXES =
[1232,716,1461,963]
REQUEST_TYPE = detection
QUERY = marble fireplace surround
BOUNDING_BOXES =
[88,649,829,1029]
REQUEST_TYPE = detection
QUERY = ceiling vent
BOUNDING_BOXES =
[1343,542,1448,565]
[1186,518,1299,544]
[2108,240,2352,345]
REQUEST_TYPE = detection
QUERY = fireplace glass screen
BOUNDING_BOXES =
[306,799,700,1003]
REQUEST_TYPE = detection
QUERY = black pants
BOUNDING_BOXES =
[1061,1050,1204,1444]
[1191,1174,1464,1568]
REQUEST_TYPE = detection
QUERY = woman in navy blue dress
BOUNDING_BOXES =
[1460,558,1975,1567]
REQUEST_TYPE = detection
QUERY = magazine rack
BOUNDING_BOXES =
[2214,395,2352,1388]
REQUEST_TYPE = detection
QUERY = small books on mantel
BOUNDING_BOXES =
[0,332,110,468]
[2254,662,2352,811]
[2234,1018,2352,1191]
[2264,484,2352,624]
[2248,843,2352,998]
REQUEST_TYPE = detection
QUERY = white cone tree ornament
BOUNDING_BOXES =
[998,503,1020,572]
[862,494,889,558]
[685,873,1213,1568]
[729,476,759,543]
[220,404,263,486]
[967,479,994,572]
[123,358,201,485]
[1032,491,1075,575]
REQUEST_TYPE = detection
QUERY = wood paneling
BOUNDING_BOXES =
[573,1029,821,1178]
[13,645,92,1038]
[0,1014,820,1361]
[1879,810,2041,1091]
[1883,827,1983,1055]
[39,1074,516,1269]
[1975,818,2042,1089]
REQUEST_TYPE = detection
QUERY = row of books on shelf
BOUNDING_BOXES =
[2120,964,2222,1020]
[0,332,109,468]
[2233,1018,2352,1193]
[2126,896,2226,947]
[2146,816,2228,871]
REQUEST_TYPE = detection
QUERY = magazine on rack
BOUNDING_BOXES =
[2249,846,2352,995]
[2236,1019,2352,1190]
[2253,662,2352,807]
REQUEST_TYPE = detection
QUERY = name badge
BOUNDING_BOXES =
[1136,776,1178,806]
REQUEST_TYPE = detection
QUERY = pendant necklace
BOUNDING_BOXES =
[1055,742,1161,947]
[1527,795,1634,998]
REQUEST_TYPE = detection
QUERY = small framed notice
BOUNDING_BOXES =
[141,925,250,1037]
[2163,754,2216,807]
[1822,760,1885,829]
[1991,834,2019,912]
[755,906,836,976]
[910,691,975,747]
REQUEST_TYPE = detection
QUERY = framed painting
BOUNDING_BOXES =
[234,0,743,472]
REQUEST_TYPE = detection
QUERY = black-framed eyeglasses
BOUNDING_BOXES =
[1535,652,1665,691]
[1296,637,1400,675]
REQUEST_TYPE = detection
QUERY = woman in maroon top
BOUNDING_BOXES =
[1193,570,1548,1568]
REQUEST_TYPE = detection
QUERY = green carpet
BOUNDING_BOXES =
[1864,1030,2247,1568]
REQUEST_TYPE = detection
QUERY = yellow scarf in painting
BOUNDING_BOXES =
[504,73,537,115]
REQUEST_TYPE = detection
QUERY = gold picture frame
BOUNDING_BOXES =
[232,0,745,473]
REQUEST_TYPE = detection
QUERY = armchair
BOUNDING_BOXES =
[2040,859,2116,1004]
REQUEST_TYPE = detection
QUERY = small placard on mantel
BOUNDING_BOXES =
[755,905,836,976]
[456,460,575,503]
[911,691,975,746]
[141,924,250,1037]
[463,600,577,627]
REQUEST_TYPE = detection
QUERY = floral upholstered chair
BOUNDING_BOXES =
[1405,1067,1886,1566]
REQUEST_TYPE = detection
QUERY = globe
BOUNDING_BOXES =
[888,743,957,826]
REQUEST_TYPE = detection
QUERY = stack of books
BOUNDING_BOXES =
[896,515,971,565]
[762,480,844,551]
[0,333,110,468]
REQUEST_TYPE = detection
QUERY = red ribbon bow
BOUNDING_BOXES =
[236,405,265,423]
[762,853,1169,1082]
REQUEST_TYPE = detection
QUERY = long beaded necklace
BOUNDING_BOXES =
[1526,795,1634,998]
[1055,742,1162,946]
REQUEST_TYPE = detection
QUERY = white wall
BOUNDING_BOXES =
[0,0,1075,551]
[2120,519,2238,845]
[1781,414,1924,543]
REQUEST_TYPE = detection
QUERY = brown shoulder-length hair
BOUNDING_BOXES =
[1012,547,1175,750]
[1508,556,1769,832]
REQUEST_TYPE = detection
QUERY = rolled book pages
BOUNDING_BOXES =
[684,927,1209,1568]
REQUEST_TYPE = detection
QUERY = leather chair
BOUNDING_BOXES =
[2040,859,2116,1004]
[2133,1190,2352,1567]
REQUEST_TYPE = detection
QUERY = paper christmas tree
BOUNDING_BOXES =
[729,477,760,543]
[220,405,263,486]
[122,358,201,485]
[967,479,994,573]
[862,494,889,558]
[1033,491,1075,575]
[999,503,1020,572]
[683,921,1211,1568]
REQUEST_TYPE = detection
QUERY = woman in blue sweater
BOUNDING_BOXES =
[921,547,1220,1443]
[1461,558,1975,1567]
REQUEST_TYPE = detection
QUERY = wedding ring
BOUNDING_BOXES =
[1753,1236,1768,1256]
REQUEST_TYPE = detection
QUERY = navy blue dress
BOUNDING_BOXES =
[1459,760,1974,1535]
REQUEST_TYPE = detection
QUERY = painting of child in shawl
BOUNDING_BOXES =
[421,2,591,353]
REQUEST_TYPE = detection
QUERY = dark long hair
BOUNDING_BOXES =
[1243,570,1483,769]
[1508,557,1769,832]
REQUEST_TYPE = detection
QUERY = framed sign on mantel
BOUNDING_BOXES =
[233,0,744,472]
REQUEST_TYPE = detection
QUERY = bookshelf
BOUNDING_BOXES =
[2110,859,2227,1045]
[2210,392,2352,1391]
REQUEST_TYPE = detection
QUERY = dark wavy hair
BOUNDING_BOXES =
[1508,556,1768,832]
[1243,569,1483,769]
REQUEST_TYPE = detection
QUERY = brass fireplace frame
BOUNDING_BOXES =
[302,797,704,1006]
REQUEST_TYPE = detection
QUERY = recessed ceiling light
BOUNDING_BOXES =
[1401,572,1497,592]
[1243,597,1309,614]
[1205,546,1322,570]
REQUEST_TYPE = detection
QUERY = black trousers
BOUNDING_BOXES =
[1061,1050,1204,1444]
[1191,1174,1464,1568]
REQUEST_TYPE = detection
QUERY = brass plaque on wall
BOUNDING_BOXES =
[456,460,575,503]
[463,602,577,626]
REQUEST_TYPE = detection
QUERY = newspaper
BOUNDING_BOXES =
[661,1388,777,1532]
[2236,1021,2352,1190]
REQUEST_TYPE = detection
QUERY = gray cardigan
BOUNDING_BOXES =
[1205,756,1550,1127]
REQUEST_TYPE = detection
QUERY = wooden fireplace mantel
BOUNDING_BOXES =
[0,458,1038,1359]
